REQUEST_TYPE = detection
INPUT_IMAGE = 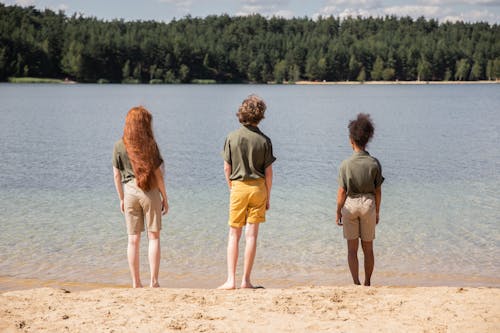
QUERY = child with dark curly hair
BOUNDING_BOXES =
[218,94,276,290]
[336,113,384,286]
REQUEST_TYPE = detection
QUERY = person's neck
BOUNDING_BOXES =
[352,145,364,153]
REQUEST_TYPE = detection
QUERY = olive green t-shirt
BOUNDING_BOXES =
[222,125,276,181]
[112,139,163,184]
[338,151,384,196]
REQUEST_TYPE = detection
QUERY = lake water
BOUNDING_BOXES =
[0,83,499,290]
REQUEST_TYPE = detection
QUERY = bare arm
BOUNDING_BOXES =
[113,167,124,213]
[154,165,169,215]
[224,161,232,189]
[265,164,273,210]
[375,186,382,224]
[336,186,347,226]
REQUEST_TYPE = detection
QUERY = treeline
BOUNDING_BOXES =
[1,3,500,83]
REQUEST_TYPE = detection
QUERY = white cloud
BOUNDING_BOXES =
[56,3,68,11]
[321,0,382,9]
[314,0,384,19]
[443,9,500,21]
[236,0,293,17]
[157,0,192,12]
[383,5,442,17]
[274,9,294,18]
[242,0,289,6]
[15,0,36,6]
[314,0,500,22]
[419,0,500,6]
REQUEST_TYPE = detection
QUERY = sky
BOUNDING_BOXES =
[2,0,500,23]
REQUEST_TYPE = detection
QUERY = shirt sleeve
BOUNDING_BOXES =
[156,144,164,168]
[374,159,385,188]
[222,137,231,164]
[263,139,277,168]
[337,161,347,190]
[112,142,121,169]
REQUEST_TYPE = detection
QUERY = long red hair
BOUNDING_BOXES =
[123,106,161,191]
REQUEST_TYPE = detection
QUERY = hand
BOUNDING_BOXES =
[266,199,270,210]
[336,212,343,226]
[376,213,380,225]
[161,198,169,215]
[120,199,124,214]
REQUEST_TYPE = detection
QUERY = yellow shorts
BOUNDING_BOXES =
[228,178,267,228]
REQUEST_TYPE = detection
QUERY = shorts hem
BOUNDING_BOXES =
[247,219,265,224]
[228,221,245,228]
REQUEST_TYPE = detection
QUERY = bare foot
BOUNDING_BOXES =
[132,283,143,288]
[150,283,160,288]
[217,281,236,290]
[241,282,265,289]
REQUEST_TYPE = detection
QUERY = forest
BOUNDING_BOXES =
[1,3,499,83]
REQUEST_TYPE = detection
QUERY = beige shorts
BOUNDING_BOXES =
[342,194,376,241]
[228,178,267,228]
[124,180,162,235]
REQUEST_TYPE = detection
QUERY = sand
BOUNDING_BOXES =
[1,286,499,332]
[293,80,500,85]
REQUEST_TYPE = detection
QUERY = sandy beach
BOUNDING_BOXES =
[1,286,499,332]
[293,80,500,85]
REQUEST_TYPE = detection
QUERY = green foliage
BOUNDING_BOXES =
[273,60,287,83]
[455,59,471,81]
[0,4,499,83]
[382,68,395,81]
[357,67,366,82]
[8,77,63,83]
[191,79,216,84]
[418,59,432,81]
[494,59,500,79]
[122,78,140,84]
[371,57,384,80]
[469,61,483,80]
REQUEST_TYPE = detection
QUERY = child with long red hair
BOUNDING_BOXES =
[113,106,168,288]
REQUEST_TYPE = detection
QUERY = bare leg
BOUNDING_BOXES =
[128,234,143,288]
[361,240,374,286]
[217,226,242,289]
[347,239,361,285]
[148,231,161,288]
[241,223,260,288]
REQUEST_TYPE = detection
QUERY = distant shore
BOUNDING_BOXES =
[1,286,499,332]
[4,77,499,85]
[293,80,500,85]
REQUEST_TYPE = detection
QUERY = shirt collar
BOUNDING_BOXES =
[353,150,370,156]
[243,124,261,133]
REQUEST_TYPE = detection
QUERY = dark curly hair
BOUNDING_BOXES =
[236,94,266,125]
[348,113,375,149]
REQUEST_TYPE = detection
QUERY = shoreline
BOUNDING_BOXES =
[1,286,499,332]
[293,80,500,85]
[2,272,499,293]
[3,79,499,85]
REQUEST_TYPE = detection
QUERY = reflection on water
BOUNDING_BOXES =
[0,83,499,290]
